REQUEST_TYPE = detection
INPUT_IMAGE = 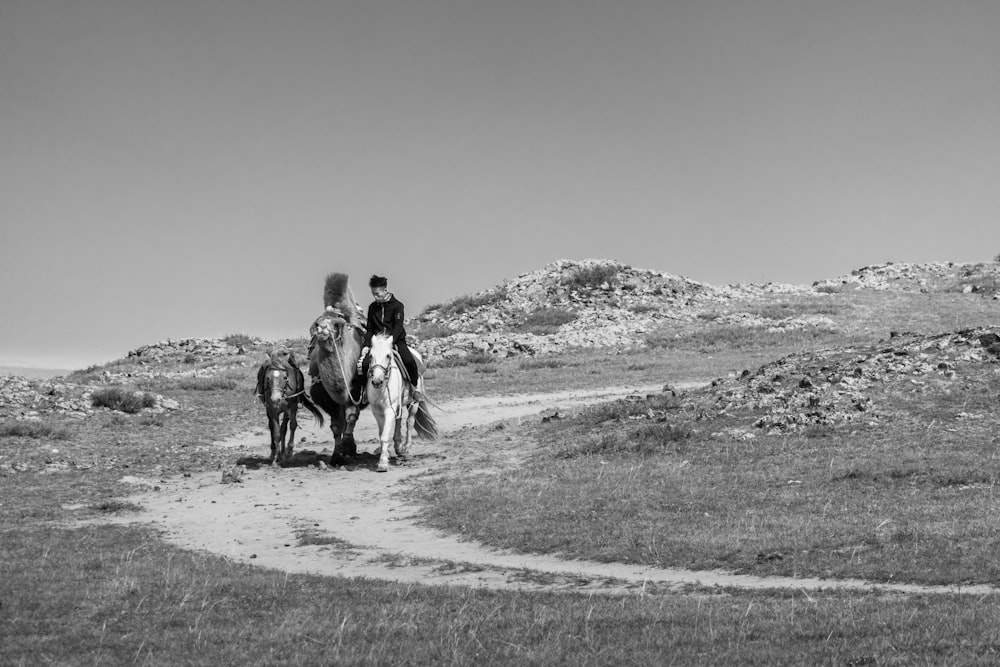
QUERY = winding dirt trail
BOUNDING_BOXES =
[117,384,998,596]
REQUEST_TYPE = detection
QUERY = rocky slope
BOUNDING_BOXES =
[706,328,1000,437]
[0,337,262,421]
[818,261,1000,294]
[411,258,817,360]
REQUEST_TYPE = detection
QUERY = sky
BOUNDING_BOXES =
[2,0,999,370]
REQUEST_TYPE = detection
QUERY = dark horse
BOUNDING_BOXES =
[308,273,366,456]
[255,348,324,465]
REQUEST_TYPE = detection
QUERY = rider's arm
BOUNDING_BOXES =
[391,302,406,344]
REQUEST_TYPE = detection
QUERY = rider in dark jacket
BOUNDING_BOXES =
[358,275,422,397]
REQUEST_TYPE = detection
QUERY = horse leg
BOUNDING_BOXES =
[376,411,395,472]
[278,412,290,466]
[267,410,279,464]
[396,402,417,458]
[286,405,298,465]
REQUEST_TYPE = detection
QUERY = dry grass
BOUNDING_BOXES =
[4,287,1000,662]
[7,525,1000,665]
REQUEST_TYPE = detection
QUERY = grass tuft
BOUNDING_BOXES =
[554,421,694,459]
[0,421,71,440]
[91,387,157,414]
[91,500,142,513]
[176,377,238,391]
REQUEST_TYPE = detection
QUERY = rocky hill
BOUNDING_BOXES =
[411,258,1000,361]
[411,259,817,360]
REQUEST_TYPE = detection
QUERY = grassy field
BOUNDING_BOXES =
[3,288,1000,664]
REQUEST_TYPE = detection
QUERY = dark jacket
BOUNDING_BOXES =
[363,294,407,348]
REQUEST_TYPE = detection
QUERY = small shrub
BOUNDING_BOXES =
[0,421,71,440]
[473,365,498,374]
[514,307,578,335]
[91,387,156,414]
[627,303,660,314]
[223,333,255,349]
[563,264,619,290]
[815,283,843,294]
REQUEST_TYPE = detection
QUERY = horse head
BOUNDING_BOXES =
[368,333,395,389]
[263,366,290,405]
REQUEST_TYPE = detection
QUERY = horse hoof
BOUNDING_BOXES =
[377,464,388,472]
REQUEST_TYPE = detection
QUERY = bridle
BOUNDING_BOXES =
[367,342,403,419]
[367,352,393,389]
[267,367,304,402]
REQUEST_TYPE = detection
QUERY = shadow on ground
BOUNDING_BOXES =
[235,450,444,472]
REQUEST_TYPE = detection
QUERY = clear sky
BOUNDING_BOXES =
[2,1,999,369]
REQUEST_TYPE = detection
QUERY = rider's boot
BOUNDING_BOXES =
[411,376,426,403]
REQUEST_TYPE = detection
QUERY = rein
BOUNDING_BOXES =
[367,355,403,420]
[317,319,364,407]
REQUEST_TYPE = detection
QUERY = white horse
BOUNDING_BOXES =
[366,333,420,472]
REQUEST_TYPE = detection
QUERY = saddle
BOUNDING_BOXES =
[255,348,303,400]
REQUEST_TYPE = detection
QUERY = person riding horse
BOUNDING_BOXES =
[357,274,424,402]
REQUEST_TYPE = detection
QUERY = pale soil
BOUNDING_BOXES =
[104,383,997,596]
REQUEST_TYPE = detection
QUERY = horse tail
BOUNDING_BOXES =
[299,393,325,429]
[414,401,438,440]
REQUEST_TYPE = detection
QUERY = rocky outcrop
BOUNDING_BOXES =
[706,328,1000,436]
[0,376,178,421]
[127,337,262,361]
[413,259,816,360]
[816,261,1000,295]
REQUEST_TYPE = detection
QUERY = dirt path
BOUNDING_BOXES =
[114,383,998,596]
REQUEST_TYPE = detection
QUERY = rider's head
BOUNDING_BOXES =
[369,274,389,302]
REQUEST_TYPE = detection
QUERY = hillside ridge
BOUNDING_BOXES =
[412,258,1000,360]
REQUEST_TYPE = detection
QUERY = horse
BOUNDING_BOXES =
[366,332,438,472]
[255,349,324,466]
[308,273,366,456]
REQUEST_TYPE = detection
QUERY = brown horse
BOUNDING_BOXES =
[308,273,366,456]
[256,348,324,465]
